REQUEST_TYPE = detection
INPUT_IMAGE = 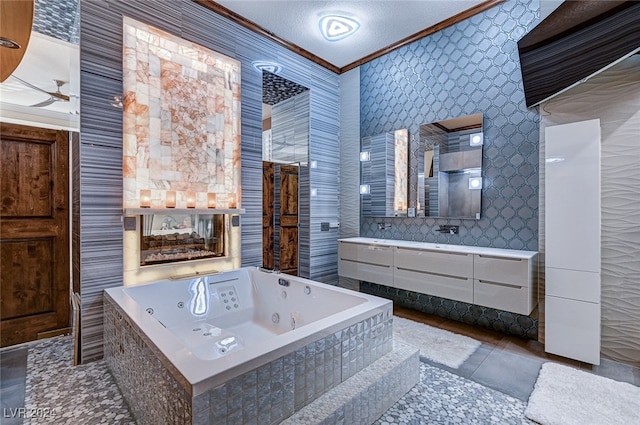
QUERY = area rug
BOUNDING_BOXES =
[24,336,134,425]
[525,362,640,425]
[376,362,535,425]
[393,316,481,368]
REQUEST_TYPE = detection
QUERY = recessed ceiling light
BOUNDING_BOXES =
[319,15,360,42]
[252,60,283,74]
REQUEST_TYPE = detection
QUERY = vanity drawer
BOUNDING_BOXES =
[473,279,534,315]
[395,247,473,278]
[338,242,394,285]
[395,268,473,303]
[474,254,530,286]
[338,242,393,265]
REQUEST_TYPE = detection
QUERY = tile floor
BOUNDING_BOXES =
[1,305,639,424]
[394,305,640,401]
[1,344,28,425]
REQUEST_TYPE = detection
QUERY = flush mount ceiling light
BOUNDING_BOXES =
[319,15,360,42]
[0,37,21,49]
[252,60,283,74]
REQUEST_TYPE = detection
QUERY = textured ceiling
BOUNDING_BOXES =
[214,0,487,69]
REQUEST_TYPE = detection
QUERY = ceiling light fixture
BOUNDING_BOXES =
[319,15,360,42]
[0,37,21,49]
[252,60,283,75]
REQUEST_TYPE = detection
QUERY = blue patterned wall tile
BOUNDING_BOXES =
[360,0,540,252]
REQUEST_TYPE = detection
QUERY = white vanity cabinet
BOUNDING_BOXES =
[473,254,536,315]
[394,247,474,303]
[338,238,537,315]
[338,241,394,286]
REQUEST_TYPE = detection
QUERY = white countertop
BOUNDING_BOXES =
[338,237,537,259]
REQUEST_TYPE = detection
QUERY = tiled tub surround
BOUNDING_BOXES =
[340,237,539,339]
[104,268,394,424]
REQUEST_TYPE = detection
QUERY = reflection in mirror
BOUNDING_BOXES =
[261,71,309,275]
[418,113,483,219]
[361,129,408,217]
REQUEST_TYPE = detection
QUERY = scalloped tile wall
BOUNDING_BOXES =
[360,0,540,252]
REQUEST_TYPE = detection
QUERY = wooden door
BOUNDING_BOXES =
[0,123,70,347]
[262,161,275,269]
[279,165,298,275]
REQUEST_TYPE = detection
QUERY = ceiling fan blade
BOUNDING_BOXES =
[50,92,70,101]
[29,98,57,107]
[10,75,69,101]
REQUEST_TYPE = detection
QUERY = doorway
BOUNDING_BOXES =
[0,123,70,347]
[261,71,309,276]
[263,162,299,275]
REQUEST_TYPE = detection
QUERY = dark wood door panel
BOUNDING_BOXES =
[0,137,53,217]
[279,165,298,275]
[1,123,69,347]
[280,165,298,216]
[1,238,54,319]
[262,162,275,270]
[1,313,60,347]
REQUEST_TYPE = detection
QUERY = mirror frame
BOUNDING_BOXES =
[417,113,483,219]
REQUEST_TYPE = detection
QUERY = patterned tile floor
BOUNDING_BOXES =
[2,306,638,424]
[375,363,534,425]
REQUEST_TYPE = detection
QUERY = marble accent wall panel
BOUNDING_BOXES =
[122,17,241,209]
[540,56,640,367]
[359,0,540,251]
[80,0,339,361]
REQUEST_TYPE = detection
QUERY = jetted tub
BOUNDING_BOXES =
[103,267,393,425]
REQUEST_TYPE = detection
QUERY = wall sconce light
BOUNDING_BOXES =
[359,151,370,161]
[140,189,151,208]
[207,193,216,208]
[310,160,317,169]
[186,192,196,208]
[359,184,370,195]
[319,15,360,42]
[311,188,318,198]
[469,132,484,147]
[166,191,176,208]
[468,177,482,190]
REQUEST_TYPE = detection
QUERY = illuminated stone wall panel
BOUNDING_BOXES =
[122,17,241,209]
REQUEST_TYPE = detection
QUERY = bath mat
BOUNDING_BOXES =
[393,316,481,368]
[525,362,640,425]
[24,336,135,424]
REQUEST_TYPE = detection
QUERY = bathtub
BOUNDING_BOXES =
[103,267,393,425]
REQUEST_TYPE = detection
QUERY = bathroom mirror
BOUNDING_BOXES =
[417,113,483,219]
[360,129,408,217]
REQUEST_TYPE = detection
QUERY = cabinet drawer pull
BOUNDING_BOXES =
[341,258,391,268]
[477,255,522,261]
[478,279,522,289]
[396,266,469,281]
[398,247,469,256]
